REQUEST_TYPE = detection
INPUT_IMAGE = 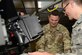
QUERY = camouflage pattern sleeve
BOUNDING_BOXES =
[35,25,47,52]
[36,35,45,51]
[61,26,71,53]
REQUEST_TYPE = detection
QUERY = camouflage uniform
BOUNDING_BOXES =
[71,14,82,54]
[36,23,71,54]
[54,15,82,55]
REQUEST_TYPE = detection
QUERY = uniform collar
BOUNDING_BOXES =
[72,14,82,28]
[49,24,60,32]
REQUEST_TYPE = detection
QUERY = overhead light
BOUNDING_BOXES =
[0,0,1,2]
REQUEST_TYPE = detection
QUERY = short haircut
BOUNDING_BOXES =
[62,0,69,4]
[62,0,82,5]
[48,10,64,18]
[49,10,60,16]
[74,0,82,5]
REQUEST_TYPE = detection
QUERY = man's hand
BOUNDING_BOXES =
[28,52,54,55]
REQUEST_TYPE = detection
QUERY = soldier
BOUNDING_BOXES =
[28,0,82,55]
[35,10,71,54]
